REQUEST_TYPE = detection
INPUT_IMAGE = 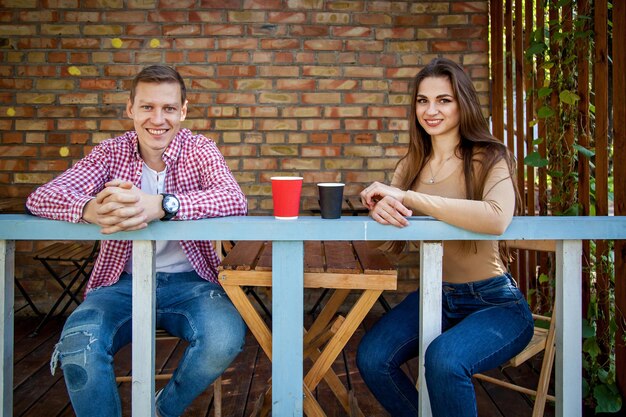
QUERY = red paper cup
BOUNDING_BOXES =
[271,176,303,220]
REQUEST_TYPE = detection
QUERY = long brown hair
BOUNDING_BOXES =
[398,57,520,207]
[391,58,521,254]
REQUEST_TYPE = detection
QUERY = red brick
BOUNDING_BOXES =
[333,26,371,37]
[301,119,340,131]
[149,11,188,22]
[345,40,384,51]
[345,120,382,130]
[302,145,341,157]
[0,146,37,158]
[268,12,306,23]
[61,38,99,49]
[37,107,77,118]
[160,0,195,7]
[395,15,434,26]
[357,14,392,25]
[304,39,343,51]
[204,24,244,36]
[28,160,70,171]
[0,160,26,171]
[217,66,257,77]
[188,11,222,22]
[258,119,298,131]
[433,41,468,52]
[290,25,329,37]
[276,79,315,90]
[162,24,200,36]
[261,39,300,49]
[216,93,255,104]
[244,0,281,8]
[368,107,408,118]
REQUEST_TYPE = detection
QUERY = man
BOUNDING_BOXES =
[27,65,248,417]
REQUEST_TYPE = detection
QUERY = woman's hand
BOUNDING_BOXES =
[360,182,406,209]
[368,196,412,227]
[360,182,412,227]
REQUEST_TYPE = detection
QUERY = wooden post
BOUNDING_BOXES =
[418,241,443,417]
[0,240,14,417]
[555,240,582,417]
[613,0,626,400]
[272,240,304,416]
[132,240,156,417]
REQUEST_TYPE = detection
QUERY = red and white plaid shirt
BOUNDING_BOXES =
[26,129,247,295]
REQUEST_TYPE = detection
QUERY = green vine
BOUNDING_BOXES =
[523,0,621,413]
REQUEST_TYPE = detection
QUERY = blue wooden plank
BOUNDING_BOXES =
[272,241,303,416]
[2,215,626,241]
[0,240,14,417]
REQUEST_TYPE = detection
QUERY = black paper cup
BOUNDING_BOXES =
[317,183,344,219]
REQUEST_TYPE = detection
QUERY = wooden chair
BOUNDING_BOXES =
[30,240,99,335]
[115,329,223,417]
[473,240,557,417]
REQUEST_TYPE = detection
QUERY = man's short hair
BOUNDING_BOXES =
[130,65,187,105]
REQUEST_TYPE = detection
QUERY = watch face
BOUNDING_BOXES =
[164,195,180,212]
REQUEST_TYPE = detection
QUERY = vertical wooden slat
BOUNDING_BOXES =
[505,0,515,153]
[524,0,538,308]
[513,0,528,296]
[0,240,14,417]
[564,0,590,324]
[418,242,443,417]
[555,240,583,417]
[612,0,626,400]
[593,0,610,360]
[490,0,504,139]
[272,240,304,416]
[536,0,550,310]
[132,240,156,417]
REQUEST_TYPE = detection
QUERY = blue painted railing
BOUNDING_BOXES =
[2,214,626,417]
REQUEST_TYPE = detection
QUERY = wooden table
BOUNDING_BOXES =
[0,198,24,214]
[219,240,397,417]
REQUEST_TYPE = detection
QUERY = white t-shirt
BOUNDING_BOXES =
[124,163,193,274]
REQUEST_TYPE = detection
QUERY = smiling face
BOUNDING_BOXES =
[126,81,188,169]
[415,76,461,141]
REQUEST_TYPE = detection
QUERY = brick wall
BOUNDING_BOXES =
[0,0,490,313]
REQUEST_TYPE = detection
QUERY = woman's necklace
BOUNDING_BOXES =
[427,155,455,184]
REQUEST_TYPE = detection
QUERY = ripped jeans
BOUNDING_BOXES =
[51,271,246,417]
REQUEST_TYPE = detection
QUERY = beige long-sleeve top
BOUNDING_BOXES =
[394,157,515,283]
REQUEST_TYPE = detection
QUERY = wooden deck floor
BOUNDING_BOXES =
[13,305,555,417]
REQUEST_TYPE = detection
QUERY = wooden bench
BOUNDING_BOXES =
[218,240,397,417]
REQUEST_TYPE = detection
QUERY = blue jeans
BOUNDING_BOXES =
[50,271,246,417]
[356,273,534,417]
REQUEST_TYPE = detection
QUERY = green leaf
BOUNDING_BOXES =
[537,87,553,98]
[573,143,595,158]
[559,90,581,105]
[532,137,544,145]
[583,336,601,360]
[538,273,550,284]
[538,105,555,118]
[562,204,581,216]
[526,42,547,57]
[524,152,549,167]
[594,384,623,413]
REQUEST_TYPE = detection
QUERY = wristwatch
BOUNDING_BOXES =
[160,193,180,221]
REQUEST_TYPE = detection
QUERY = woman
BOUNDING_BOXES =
[356,57,534,417]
